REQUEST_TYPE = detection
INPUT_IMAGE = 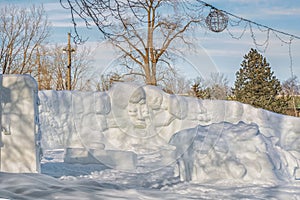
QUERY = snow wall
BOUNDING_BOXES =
[0,75,40,173]
[38,82,300,183]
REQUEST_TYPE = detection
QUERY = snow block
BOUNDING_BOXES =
[92,149,137,171]
[64,147,137,170]
[0,75,40,173]
[64,148,99,164]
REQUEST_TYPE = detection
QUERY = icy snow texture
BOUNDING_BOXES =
[38,82,300,182]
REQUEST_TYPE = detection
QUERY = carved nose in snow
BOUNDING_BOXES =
[137,108,144,120]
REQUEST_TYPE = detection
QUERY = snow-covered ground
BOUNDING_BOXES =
[1,83,300,199]
[1,154,300,199]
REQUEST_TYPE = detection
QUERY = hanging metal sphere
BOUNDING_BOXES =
[205,10,229,33]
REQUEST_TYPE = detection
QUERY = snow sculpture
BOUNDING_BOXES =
[64,91,138,170]
[71,91,111,150]
[38,82,300,179]
[199,100,300,180]
[143,85,173,128]
[0,75,40,173]
[169,122,288,183]
[104,83,174,154]
[64,147,137,170]
[38,83,208,161]
[38,91,73,149]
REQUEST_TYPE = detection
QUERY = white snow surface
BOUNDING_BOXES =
[2,82,300,199]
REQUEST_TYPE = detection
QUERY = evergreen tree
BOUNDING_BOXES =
[233,48,288,114]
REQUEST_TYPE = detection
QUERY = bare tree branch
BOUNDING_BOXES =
[61,0,205,86]
[0,5,50,74]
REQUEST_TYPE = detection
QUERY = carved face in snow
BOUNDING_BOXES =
[127,88,151,129]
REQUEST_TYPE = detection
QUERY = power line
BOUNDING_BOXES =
[198,0,300,114]
[198,0,300,40]
[198,0,298,70]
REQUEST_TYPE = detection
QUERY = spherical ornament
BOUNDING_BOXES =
[205,10,229,33]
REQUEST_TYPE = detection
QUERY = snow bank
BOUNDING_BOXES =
[4,168,300,200]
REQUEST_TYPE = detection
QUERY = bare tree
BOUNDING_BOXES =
[191,73,230,100]
[34,46,55,90]
[33,45,93,90]
[94,73,122,91]
[60,0,205,86]
[282,76,300,116]
[160,70,192,94]
[0,5,50,74]
[207,72,230,99]
[282,76,300,96]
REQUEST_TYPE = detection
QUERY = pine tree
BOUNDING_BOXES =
[233,48,288,114]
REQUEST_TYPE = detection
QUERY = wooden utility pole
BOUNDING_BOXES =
[63,32,75,90]
[0,75,2,169]
[37,47,41,90]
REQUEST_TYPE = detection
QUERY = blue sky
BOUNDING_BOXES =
[1,0,300,86]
